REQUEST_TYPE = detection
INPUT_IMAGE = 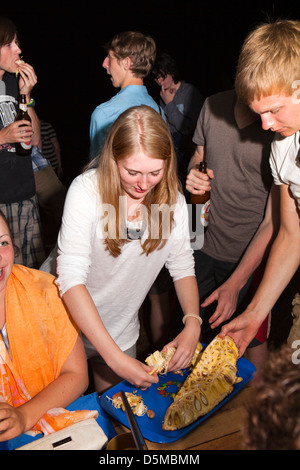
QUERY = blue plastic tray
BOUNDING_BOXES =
[100,355,256,443]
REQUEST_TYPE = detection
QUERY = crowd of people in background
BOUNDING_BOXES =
[0,15,299,449]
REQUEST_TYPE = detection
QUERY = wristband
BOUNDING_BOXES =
[27,98,35,108]
[182,314,203,326]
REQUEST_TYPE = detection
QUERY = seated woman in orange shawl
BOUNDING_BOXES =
[0,210,89,441]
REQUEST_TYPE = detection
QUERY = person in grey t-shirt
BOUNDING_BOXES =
[186,89,275,383]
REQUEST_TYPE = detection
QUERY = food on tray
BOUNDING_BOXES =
[162,335,242,430]
[190,341,204,367]
[146,409,155,419]
[157,379,182,398]
[146,341,203,375]
[110,391,147,416]
[146,347,176,374]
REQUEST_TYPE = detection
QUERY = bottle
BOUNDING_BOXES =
[190,160,210,248]
[15,94,32,156]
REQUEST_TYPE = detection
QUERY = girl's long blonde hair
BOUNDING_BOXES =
[87,105,181,257]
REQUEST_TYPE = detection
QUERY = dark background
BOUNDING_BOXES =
[1,1,299,185]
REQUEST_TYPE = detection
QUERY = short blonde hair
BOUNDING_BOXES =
[235,19,300,104]
[93,105,180,257]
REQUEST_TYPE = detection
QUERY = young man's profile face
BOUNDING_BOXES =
[102,50,127,89]
[250,93,300,137]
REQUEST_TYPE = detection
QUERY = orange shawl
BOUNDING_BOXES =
[0,265,97,435]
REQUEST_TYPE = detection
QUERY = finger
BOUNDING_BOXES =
[141,375,159,388]
[201,291,218,307]
[190,178,211,192]
[0,411,10,432]
[0,416,9,430]
[209,309,223,325]
[237,341,247,358]
[16,121,32,128]
[219,323,231,337]
[169,355,192,371]
[143,366,159,383]
[163,337,178,350]
[209,301,231,324]
[168,348,189,371]
[19,70,37,86]
[210,312,228,329]
[19,62,36,77]
[191,173,210,184]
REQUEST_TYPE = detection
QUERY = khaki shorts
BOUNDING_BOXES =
[83,336,136,365]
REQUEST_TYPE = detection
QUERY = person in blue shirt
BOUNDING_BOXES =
[89,31,164,160]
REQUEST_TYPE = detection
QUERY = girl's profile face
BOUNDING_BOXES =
[117,150,165,203]
[0,216,14,297]
[0,36,21,77]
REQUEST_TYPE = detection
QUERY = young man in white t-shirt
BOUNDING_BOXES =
[217,20,300,355]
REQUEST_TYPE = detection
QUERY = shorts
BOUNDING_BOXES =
[83,336,137,365]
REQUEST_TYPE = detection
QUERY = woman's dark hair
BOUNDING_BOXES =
[0,17,18,49]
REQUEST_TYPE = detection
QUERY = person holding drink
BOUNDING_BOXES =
[186,89,275,381]
[0,16,44,269]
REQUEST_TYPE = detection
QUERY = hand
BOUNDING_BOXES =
[0,120,33,145]
[113,353,159,390]
[18,62,37,96]
[202,281,240,329]
[0,403,26,441]
[186,167,214,195]
[165,319,201,371]
[160,86,176,105]
[219,310,262,357]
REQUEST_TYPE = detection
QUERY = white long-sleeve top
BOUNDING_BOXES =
[55,169,195,351]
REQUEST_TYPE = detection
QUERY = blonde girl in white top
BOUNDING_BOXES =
[56,105,201,393]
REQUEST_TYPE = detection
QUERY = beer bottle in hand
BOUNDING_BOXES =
[15,94,32,156]
[190,160,210,248]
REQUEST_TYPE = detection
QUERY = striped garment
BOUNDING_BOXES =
[40,120,59,169]
[0,197,45,269]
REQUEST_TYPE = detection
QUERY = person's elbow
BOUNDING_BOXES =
[78,371,89,396]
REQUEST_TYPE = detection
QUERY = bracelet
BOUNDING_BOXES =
[182,314,203,326]
[27,98,35,108]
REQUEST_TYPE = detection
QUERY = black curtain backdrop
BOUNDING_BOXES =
[1,1,299,185]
